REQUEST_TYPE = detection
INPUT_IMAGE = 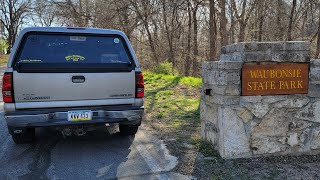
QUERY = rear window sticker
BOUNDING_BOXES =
[20,59,42,63]
[114,38,120,44]
[65,55,85,61]
[70,36,86,41]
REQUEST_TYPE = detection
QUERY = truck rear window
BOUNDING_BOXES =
[14,33,134,72]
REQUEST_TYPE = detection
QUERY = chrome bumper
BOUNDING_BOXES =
[5,109,144,127]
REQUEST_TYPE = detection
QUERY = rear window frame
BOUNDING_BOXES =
[13,31,136,73]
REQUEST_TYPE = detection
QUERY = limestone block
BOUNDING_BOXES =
[308,84,320,97]
[234,108,253,123]
[252,109,289,137]
[206,70,227,85]
[223,96,240,105]
[200,101,218,124]
[310,59,320,66]
[243,103,269,118]
[202,61,218,70]
[201,121,218,145]
[244,42,273,52]
[219,53,243,62]
[310,67,320,84]
[218,62,242,70]
[311,127,320,150]
[251,137,286,155]
[262,95,288,104]
[219,107,251,158]
[272,41,310,51]
[273,96,309,108]
[225,85,240,96]
[295,102,320,122]
[243,51,272,62]
[251,109,289,154]
[225,71,241,83]
[272,51,309,62]
[288,120,312,131]
[240,96,263,103]
[203,84,226,95]
[205,94,240,105]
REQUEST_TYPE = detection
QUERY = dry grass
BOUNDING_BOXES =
[0,54,9,66]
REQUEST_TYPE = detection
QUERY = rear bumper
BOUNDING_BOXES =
[5,106,144,127]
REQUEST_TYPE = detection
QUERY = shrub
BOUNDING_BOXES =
[153,61,178,75]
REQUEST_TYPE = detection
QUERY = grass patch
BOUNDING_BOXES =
[0,54,9,66]
[144,71,201,135]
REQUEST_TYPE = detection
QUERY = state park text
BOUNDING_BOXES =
[241,63,309,96]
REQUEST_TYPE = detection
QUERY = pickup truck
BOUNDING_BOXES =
[3,27,144,144]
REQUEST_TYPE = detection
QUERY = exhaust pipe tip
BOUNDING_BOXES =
[74,128,86,136]
[62,128,72,136]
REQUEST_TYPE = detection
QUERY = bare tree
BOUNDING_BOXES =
[185,0,192,76]
[287,0,297,41]
[191,0,202,76]
[0,0,31,53]
[231,0,256,42]
[33,0,56,26]
[218,0,228,46]
[130,0,160,65]
[209,0,217,60]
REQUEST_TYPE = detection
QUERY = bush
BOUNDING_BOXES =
[153,61,178,75]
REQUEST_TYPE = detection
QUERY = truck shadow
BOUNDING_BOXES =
[16,125,134,180]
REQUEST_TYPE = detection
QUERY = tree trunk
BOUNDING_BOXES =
[316,12,320,58]
[209,0,217,61]
[145,24,159,65]
[257,0,265,41]
[238,0,247,42]
[258,11,264,41]
[192,3,199,76]
[218,0,228,46]
[276,0,284,40]
[287,0,297,41]
[238,21,246,42]
[162,1,175,68]
[229,6,235,44]
[185,1,192,76]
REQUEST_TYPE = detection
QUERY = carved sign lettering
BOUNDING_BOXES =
[242,63,309,96]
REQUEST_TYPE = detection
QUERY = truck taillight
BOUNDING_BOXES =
[136,72,144,98]
[2,72,13,103]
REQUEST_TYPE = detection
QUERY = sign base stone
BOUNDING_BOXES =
[201,41,320,159]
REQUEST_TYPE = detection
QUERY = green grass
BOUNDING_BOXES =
[0,54,9,66]
[144,71,201,130]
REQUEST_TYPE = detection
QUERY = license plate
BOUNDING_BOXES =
[68,110,92,121]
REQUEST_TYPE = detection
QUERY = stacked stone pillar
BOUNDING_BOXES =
[201,41,320,158]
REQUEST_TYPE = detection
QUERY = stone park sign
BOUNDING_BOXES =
[242,63,309,95]
[201,41,320,159]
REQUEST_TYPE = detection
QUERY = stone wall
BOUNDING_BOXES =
[201,41,320,159]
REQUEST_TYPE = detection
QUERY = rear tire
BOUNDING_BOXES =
[8,126,35,144]
[119,125,139,136]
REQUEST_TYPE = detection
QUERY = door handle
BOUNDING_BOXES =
[72,76,85,83]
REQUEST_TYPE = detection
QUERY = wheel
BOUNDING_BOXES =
[8,126,35,144]
[119,124,139,136]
